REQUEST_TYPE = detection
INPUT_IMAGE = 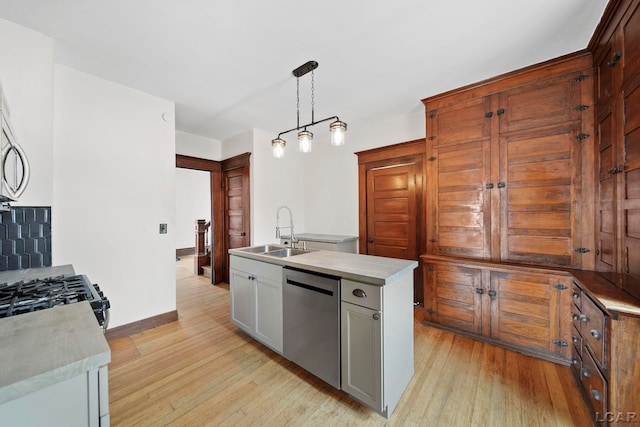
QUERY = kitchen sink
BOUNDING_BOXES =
[238,244,284,254]
[264,248,311,258]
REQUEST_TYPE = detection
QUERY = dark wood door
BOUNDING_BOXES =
[366,164,417,259]
[356,139,425,304]
[222,153,251,283]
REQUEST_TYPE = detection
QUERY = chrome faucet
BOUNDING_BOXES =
[276,205,298,247]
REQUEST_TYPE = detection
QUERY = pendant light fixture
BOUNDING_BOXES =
[271,60,347,158]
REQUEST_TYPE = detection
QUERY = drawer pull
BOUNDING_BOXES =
[591,389,602,402]
[372,313,380,320]
[582,367,590,378]
[572,358,580,365]
[572,336,579,343]
[352,289,367,298]
[580,314,588,323]
[572,291,580,299]
[590,329,601,340]
[572,313,579,321]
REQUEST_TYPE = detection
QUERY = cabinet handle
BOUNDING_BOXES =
[486,183,494,189]
[572,335,579,343]
[367,238,374,243]
[485,112,493,118]
[352,289,367,298]
[591,388,602,402]
[497,108,505,116]
[590,329,601,340]
[580,314,588,323]
[582,367,590,378]
[475,288,484,295]
[572,358,580,365]
[488,290,497,297]
[572,291,580,299]
[572,313,579,321]
[497,182,506,188]
[372,313,380,320]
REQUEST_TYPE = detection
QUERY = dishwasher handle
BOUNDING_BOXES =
[286,279,334,296]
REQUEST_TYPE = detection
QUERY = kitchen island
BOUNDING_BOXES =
[229,246,417,418]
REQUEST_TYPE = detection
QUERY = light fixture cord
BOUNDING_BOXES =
[296,76,300,129]
[311,69,315,123]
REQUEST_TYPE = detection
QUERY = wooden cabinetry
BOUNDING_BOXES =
[423,53,594,269]
[229,255,283,353]
[340,277,414,419]
[591,0,640,300]
[422,255,573,363]
[570,270,640,427]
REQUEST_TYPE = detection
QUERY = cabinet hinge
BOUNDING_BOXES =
[485,112,493,118]
[575,105,590,111]
[426,266,435,271]
[428,112,436,119]
[574,247,591,254]
[428,156,437,161]
[575,133,590,141]
[426,308,435,315]
[428,238,438,243]
[428,136,436,141]
[553,339,569,347]
[553,283,568,290]
[574,74,589,82]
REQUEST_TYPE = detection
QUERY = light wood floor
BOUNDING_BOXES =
[107,256,593,426]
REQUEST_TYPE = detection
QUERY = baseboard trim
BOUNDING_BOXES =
[105,310,179,341]
[176,247,195,256]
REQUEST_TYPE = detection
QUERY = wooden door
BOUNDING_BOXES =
[596,104,617,271]
[498,124,583,267]
[423,262,484,334]
[489,271,572,360]
[366,164,417,259]
[429,140,492,259]
[356,139,425,304]
[222,153,251,283]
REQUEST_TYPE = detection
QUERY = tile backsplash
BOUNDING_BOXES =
[0,207,51,271]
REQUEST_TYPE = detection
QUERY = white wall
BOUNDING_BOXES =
[175,168,210,249]
[302,109,424,236]
[176,130,221,160]
[0,18,54,206]
[53,65,176,328]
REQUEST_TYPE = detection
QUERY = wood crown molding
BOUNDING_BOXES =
[221,152,251,171]
[176,154,221,171]
[355,139,425,164]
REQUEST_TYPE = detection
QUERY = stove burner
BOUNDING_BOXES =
[0,274,110,330]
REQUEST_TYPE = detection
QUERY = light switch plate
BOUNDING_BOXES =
[159,223,167,234]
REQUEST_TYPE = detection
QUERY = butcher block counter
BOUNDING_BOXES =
[0,301,111,426]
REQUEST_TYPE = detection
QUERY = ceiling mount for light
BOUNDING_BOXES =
[271,60,347,158]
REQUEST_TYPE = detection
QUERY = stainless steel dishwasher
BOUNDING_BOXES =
[283,266,341,389]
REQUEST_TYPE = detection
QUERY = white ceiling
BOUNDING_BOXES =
[0,0,609,142]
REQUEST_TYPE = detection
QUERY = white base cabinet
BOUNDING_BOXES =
[230,255,283,353]
[341,277,414,418]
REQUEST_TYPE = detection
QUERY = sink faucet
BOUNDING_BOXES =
[276,205,298,247]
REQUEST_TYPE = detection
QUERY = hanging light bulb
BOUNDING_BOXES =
[330,120,347,146]
[272,138,286,158]
[298,130,313,153]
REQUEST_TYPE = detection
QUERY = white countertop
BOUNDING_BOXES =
[0,301,111,404]
[229,247,417,286]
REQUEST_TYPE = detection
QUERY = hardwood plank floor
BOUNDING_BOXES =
[107,256,593,426]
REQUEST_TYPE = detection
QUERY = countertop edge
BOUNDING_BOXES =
[229,249,417,286]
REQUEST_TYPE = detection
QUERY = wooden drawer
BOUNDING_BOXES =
[341,279,382,311]
[571,340,582,378]
[581,347,607,419]
[571,282,582,311]
[581,294,607,371]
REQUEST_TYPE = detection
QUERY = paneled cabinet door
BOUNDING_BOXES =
[423,263,484,334]
[489,271,572,360]
[498,124,583,267]
[428,140,492,259]
[341,302,383,413]
[254,274,283,353]
[230,268,254,334]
